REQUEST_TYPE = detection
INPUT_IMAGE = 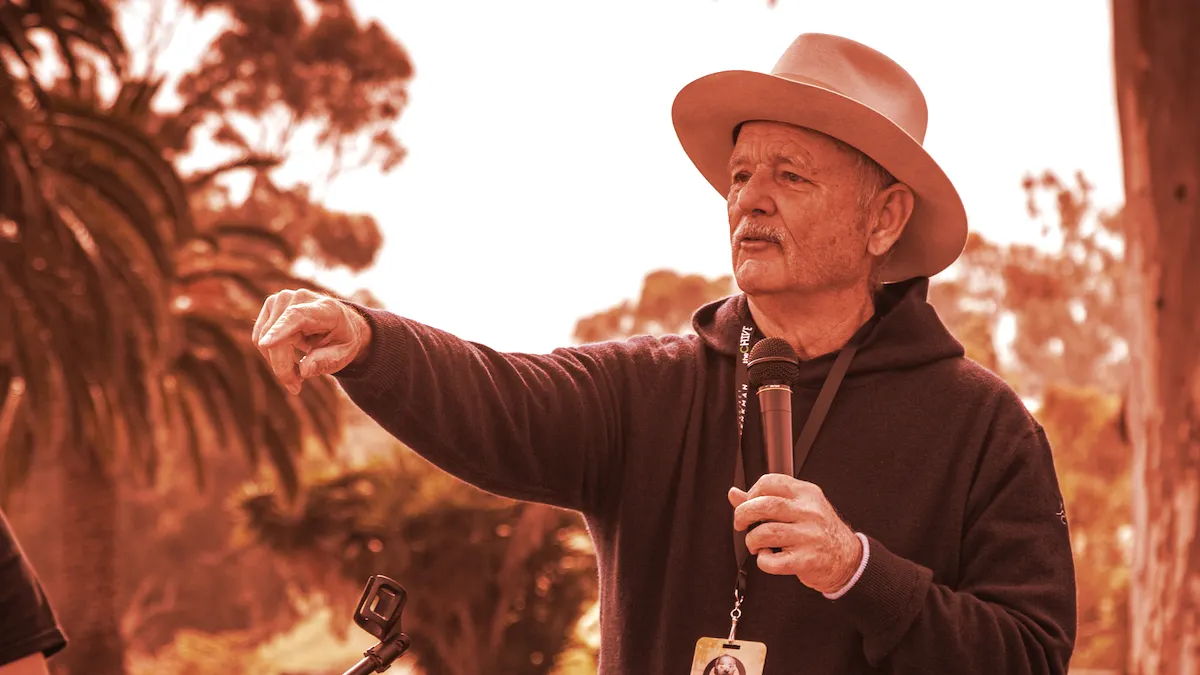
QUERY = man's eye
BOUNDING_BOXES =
[732,171,751,183]
[782,172,804,183]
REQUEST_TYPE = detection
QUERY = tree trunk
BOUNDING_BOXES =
[53,445,127,675]
[1111,1,1200,673]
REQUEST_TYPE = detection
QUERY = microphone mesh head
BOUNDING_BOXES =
[748,337,800,387]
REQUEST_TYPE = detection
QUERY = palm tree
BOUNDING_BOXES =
[0,6,350,673]
[2,6,180,671]
[170,177,348,497]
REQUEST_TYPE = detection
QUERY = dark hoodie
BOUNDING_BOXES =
[334,278,1077,675]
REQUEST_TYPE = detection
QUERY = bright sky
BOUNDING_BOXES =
[140,0,1126,354]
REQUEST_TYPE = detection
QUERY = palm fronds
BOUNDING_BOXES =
[0,0,126,103]
[1,65,342,502]
[169,222,343,498]
[0,79,189,492]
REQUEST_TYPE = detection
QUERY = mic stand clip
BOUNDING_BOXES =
[341,575,412,675]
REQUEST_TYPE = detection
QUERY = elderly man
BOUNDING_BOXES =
[255,34,1076,674]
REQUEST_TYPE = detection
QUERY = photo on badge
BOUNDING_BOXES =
[690,637,767,675]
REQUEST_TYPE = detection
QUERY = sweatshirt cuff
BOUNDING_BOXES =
[332,301,411,398]
[823,532,870,600]
[831,534,933,665]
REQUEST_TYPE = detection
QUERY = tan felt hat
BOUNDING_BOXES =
[672,33,968,282]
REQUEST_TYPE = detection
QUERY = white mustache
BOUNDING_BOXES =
[734,223,784,245]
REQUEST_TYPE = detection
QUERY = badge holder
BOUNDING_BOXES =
[690,589,767,675]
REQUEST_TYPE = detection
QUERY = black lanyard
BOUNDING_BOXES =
[730,320,873,599]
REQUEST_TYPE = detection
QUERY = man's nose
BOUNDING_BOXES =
[734,170,776,216]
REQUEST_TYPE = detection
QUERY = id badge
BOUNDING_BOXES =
[690,637,767,675]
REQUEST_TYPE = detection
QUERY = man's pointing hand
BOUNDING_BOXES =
[253,289,372,394]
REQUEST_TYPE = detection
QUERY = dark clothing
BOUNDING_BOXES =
[335,277,1077,675]
[0,509,67,666]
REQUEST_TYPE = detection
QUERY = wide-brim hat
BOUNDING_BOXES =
[671,33,968,283]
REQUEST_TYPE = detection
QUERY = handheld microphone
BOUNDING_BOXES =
[745,338,800,554]
[747,338,801,478]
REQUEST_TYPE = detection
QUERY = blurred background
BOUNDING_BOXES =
[0,0,1194,674]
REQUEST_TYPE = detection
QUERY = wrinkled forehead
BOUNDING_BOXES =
[728,121,855,172]
[729,120,873,171]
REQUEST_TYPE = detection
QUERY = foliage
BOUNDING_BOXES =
[0,1,127,100]
[106,195,382,655]
[115,448,302,655]
[0,1,408,673]
[171,183,348,496]
[574,269,735,344]
[1,68,348,492]
[193,172,385,274]
[127,628,272,675]
[144,0,409,274]
[106,141,398,659]
[0,11,184,496]
[173,0,412,178]
[0,0,377,500]
[0,7,197,672]
[1038,386,1130,667]
[237,408,600,675]
[928,171,1126,398]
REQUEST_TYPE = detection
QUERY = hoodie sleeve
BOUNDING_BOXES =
[834,425,1077,673]
[332,304,652,514]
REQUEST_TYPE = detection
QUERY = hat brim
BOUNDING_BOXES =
[671,70,968,283]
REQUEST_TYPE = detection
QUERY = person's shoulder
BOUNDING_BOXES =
[928,355,1044,438]
[932,355,1024,403]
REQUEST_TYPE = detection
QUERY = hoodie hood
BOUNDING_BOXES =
[691,277,964,385]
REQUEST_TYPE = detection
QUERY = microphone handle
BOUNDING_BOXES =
[757,384,794,478]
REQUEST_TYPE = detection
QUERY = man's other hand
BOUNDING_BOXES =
[253,289,372,395]
[729,473,864,594]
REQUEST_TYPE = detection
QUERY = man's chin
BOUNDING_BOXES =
[729,273,787,296]
[733,267,789,296]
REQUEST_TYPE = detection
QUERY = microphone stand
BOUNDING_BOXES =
[341,634,412,675]
[340,575,413,675]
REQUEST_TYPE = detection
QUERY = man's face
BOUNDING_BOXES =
[726,121,878,297]
[713,655,739,675]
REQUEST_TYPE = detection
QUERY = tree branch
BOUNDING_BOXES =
[185,155,283,190]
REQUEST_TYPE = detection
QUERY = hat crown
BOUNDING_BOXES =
[771,33,928,144]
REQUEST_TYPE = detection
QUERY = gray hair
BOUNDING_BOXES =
[827,136,897,210]
[826,136,899,293]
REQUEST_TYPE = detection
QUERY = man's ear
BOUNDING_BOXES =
[867,182,914,257]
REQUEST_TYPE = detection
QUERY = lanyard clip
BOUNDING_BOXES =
[727,588,744,642]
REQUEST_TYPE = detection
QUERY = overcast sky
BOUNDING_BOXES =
[140,0,1124,354]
